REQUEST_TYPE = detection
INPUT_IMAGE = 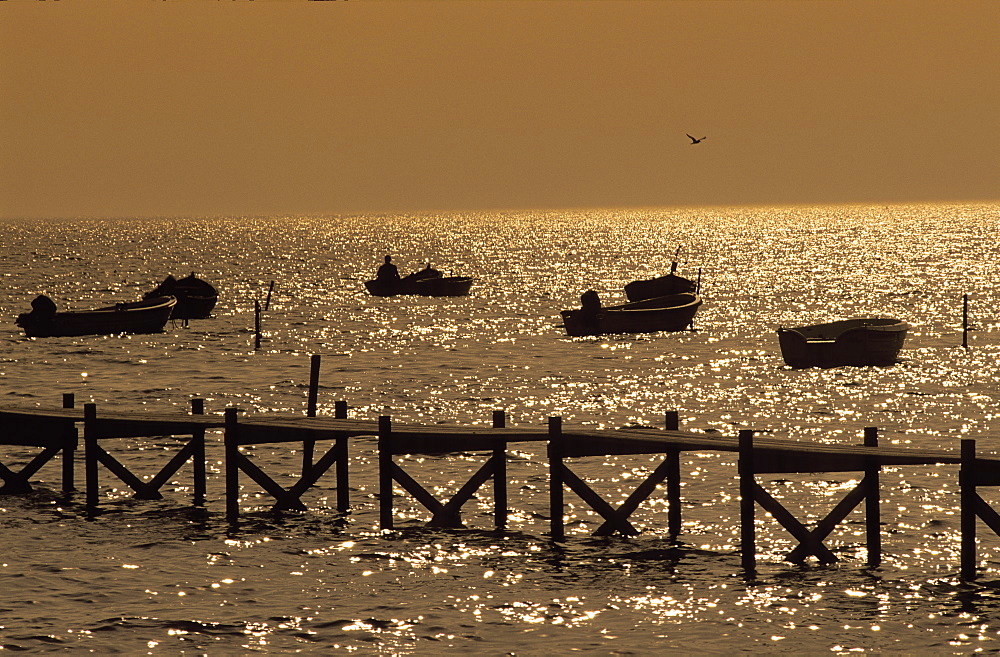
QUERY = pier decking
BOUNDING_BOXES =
[3,385,1000,580]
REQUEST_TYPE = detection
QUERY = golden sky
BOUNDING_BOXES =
[2,1,997,219]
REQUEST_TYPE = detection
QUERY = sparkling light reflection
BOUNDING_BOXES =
[2,205,1000,653]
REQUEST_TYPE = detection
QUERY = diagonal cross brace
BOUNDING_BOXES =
[90,440,202,500]
[91,443,163,500]
[378,414,507,530]
[784,480,869,563]
[751,480,839,563]
[233,451,308,511]
[387,461,448,522]
[143,440,200,497]
[433,456,500,526]
[387,457,501,527]
[560,464,640,536]
[0,446,63,494]
[277,440,347,511]
[593,457,675,536]
[973,494,1000,538]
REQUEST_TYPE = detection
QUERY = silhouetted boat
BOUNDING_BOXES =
[624,272,697,302]
[16,295,177,338]
[561,292,702,337]
[777,318,909,368]
[624,262,697,302]
[365,265,473,298]
[144,273,218,319]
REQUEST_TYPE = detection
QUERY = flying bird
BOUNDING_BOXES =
[687,134,706,144]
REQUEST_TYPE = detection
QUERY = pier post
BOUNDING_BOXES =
[548,416,565,542]
[191,398,206,506]
[665,411,682,537]
[738,429,756,573]
[335,400,350,514]
[378,415,393,530]
[302,354,321,477]
[863,427,881,568]
[493,410,508,529]
[84,403,99,513]
[224,407,240,523]
[961,438,978,580]
[61,393,76,493]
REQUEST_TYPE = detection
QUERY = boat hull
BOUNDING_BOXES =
[171,294,218,320]
[624,273,696,302]
[17,296,177,338]
[144,274,218,319]
[412,276,473,297]
[365,273,473,297]
[777,318,908,368]
[561,293,701,337]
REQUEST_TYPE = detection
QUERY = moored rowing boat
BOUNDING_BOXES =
[16,295,177,338]
[777,318,909,368]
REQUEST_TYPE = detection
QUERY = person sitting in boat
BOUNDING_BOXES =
[376,255,400,281]
[415,262,440,279]
[30,294,57,317]
[16,294,57,328]
[580,290,601,328]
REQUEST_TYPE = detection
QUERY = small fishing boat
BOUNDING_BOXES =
[143,273,218,319]
[777,318,909,368]
[625,250,698,302]
[561,292,702,337]
[624,269,697,302]
[365,265,473,298]
[625,261,701,301]
[16,295,177,338]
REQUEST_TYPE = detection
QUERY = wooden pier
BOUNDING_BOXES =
[4,375,1000,580]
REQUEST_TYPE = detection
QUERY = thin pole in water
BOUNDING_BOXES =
[264,280,275,312]
[962,293,969,349]
[254,300,262,351]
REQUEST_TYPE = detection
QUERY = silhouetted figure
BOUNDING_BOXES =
[16,294,57,331]
[686,134,706,144]
[29,294,57,318]
[376,255,400,281]
[580,290,601,332]
[416,262,440,279]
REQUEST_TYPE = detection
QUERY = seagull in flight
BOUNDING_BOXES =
[687,133,707,144]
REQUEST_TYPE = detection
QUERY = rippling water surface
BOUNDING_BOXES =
[2,204,1000,653]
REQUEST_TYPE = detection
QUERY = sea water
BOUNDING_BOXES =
[1,203,999,653]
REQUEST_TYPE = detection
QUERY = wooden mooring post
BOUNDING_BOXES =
[191,398,207,506]
[302,354,321,475]
[61,393,76,492]
[962,293,970,348]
